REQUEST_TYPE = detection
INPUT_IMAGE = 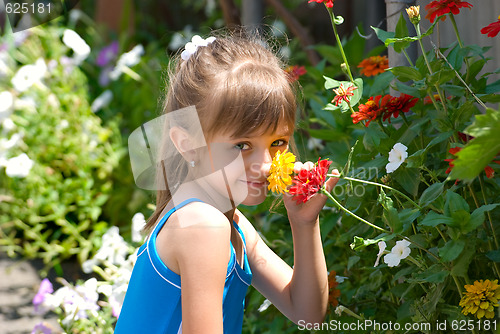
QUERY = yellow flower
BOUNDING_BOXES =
[267,150,296,194]
[406,5,421,24]
[459,279,500,319]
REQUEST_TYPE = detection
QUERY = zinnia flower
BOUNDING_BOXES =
[328,271,341,308]
[425,0,473,23]
[357,55,389,77]
[289,158,331,204]
[459,279,500,319]
[308,0,334,8]
[351,95,387,127]
[382,94,418,122]
[481,15,500,38]
[332,83,357,107]
[386,143,408,174]
[267,150,296,194]
[406,5,421,24]
[285,65,307,82]
[383,239,411,267]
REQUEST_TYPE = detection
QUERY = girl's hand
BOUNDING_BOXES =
[282,162,340,226]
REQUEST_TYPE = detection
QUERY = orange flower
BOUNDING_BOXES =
[425,0,472,23]
[332,83,357,106]
[481,15,500,38]
[357,55,388,77]
[351,95,385,127]
[328,271,341,308]
[285,65,307,83]
[308,0,334,8]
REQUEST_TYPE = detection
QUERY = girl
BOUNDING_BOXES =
[115,33,339,334]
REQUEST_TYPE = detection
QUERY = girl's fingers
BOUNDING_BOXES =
[323,169,340,193]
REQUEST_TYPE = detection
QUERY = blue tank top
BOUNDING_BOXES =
[114,198,252,334]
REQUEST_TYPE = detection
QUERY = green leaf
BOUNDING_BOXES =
[394,168,420,198]
[427,69,456,86]
[486,250,500,262]
[394,81,426,97]
[307,128,350,141]
[371,26,395,44]
[378,189,402,234]
[448,108,500,181]
[451,243,475,277]
[409,264,449,283]
[419,183,445,208]
[324,76,342,90]
[347,255,360,269]
[394,13,410,53]
[439,239,465,262]
[419,211,455,227]
[388,66,423,82]
[465,203,500,233]
[425,131,453,150]
[350,234,395,251]
[444,191,470,217]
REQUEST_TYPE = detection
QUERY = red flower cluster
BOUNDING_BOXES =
[425,0,473,23]
[289,158,332,204]
[445,147,498,179]
[285,65,307,83]
[351,94,418,127]
[308,0,334,8]
[481,16,500,38]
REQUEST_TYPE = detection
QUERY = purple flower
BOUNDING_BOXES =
[96,41,119,67]
[31,322,52,334]
[33,278,53,313]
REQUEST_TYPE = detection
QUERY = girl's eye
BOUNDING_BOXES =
[271,139,288,147]
[234,142,250,150]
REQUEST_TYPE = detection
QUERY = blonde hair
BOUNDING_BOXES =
[145,32,297,231]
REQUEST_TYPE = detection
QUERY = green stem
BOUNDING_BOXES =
[449,14,471,83]
[478,175,499,249]
[327,7,354,82]
[377,118,390,137]
[400,113,410,127]
[415,23,448,115]
[402,49,415,67]
[328,174,422,210]
[322,189,391,233]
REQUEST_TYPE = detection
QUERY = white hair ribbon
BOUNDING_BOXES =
[181,35,216,61]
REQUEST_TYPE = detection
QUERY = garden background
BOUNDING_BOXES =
[1,0,499,333]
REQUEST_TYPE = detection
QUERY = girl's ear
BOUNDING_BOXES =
[169,126,196,161]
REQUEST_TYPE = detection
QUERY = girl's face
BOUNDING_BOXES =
[197,124,292,207]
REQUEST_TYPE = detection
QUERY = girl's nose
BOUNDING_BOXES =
[260,149,272,177]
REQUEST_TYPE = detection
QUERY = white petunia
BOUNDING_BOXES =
[131,212,146,243]
[373,241,386,267]
[109,45,144,80]
[5,153,33,178]
[307,137,324,151]
[386,143,408,173]
[62,29,90,63]
[383,240,411,267]
[0,91,13,117]
[82,226,130,273]
[11,58,47,92]
[90,90,113,113]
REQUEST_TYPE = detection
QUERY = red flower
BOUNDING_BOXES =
[425,0,473,23]
[481,16,500,38]
[328,271,341,308]
[332,83,357,107]
[445,147,499,179]
[351,95,385,127]
[285,65,307,83]
[308,0,334,8]
[358,55,389,77]
[289,158,332,204]
[382,94,418,122]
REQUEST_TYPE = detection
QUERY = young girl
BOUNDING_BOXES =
[115,33,339,334]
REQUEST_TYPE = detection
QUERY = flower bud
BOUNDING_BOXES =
[406,5,421,25]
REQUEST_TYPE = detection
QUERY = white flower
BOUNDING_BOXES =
[258,299,272,312]
[386,143,408,173]
[82,226,129,273]
[90,90,113,113]
[131,212,146,243]
[374,241,386,267]
[11,58,47,92]
[109,45,144,80]
[53,278,100,326]
[335,305,346,316]
[181,35,216,61]
[0,91,13,117]
[307,137,324,151]
[168,25,194,51]
[62,29,90,63]
[2,118,15,133]
[5,153,33,178]
[383,240,411,267]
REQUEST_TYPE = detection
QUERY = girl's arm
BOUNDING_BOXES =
[160,203,231,334]
[240,173,339,325]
